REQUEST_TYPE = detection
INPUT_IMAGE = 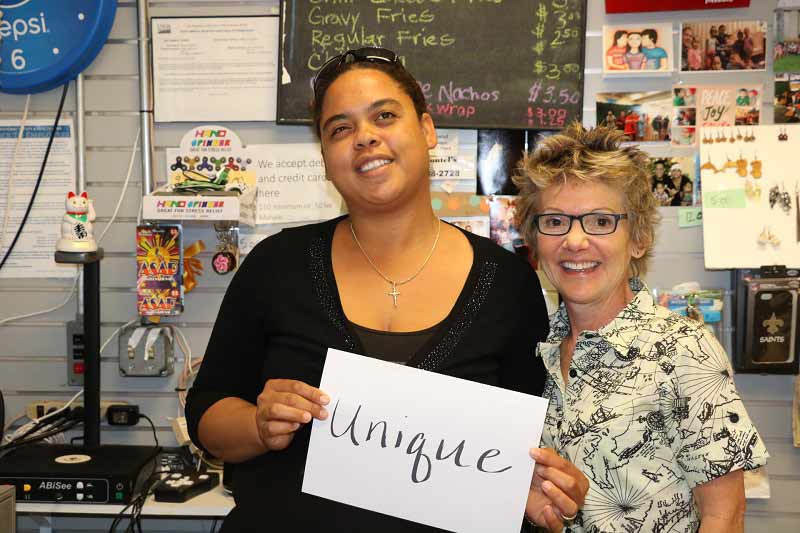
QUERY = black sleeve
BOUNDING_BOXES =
[185,240,272,454]
[498,263,549,396]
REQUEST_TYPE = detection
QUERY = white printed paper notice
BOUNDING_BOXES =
[303,348,548,533]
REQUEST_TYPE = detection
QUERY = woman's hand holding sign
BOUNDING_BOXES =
[526,448,589,531]
[256,379,330,451]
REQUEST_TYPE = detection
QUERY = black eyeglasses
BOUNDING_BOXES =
[533,213,628,236]
[312,47,400,97]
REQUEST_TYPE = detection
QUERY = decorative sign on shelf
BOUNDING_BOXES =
[278,0,587,130]
[0,0,117,94]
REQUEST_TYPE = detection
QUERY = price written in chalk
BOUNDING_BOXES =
[527,107,568,128]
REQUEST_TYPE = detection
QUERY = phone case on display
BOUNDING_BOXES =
[734,270,800,374]
[746,289,797,364]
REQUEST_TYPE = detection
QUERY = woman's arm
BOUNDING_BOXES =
[198,380,330,463]
[694,469,745,533]
[198,397,266,463]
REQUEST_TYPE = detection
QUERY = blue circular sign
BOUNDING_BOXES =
[0,0,117,94]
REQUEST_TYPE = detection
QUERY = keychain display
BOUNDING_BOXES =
[212,222,239,275]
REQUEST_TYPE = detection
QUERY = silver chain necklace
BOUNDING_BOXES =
[349,218,442,307]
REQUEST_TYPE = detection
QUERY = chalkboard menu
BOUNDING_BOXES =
[278,1,587,130]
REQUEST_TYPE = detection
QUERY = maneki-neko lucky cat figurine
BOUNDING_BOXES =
[56,191,97,252]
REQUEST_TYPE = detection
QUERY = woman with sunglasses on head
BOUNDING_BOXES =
[513,122,768,533]
[186,48,587,532]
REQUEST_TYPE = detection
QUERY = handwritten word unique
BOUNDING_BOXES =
[329,400,512,484]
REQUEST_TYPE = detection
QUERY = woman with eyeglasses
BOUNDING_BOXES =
[186,48,587,532]
[513,122,768,533]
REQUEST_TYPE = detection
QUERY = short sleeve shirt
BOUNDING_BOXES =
[538,279,768,533]
[642,46,668,70]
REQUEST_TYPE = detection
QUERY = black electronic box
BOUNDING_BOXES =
[0,444,158,505]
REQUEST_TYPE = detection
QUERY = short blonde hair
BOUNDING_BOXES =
[512,122,660,278]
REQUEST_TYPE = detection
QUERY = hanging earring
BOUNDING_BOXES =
[700,154,718,173]
[779,127,788,141]
[723,153,738,171]
[736,151,748,177]
[758,226,771,245]
[736,128,743,141]
[769,186,781,208]
[729,128,736,143]
[747,127,756,142]
[758,226,781,247]
[750,152,762,179]
[781,184,792,213]
[745,180,762,202]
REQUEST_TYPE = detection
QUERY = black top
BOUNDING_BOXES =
[349,321,438,365]
[186,216,549,533]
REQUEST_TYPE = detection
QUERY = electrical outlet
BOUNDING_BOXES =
[118,324,175,377]
[25,400,127,421]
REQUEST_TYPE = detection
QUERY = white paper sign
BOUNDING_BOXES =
[250,144,342,224]
[152,17,278,122]
[303,349,548,533]
[0,119,77,279]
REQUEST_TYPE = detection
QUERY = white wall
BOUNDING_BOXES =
[2,0,797,530]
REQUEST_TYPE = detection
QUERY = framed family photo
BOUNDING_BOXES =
[680,20,767,72]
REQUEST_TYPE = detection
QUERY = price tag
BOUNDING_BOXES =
[678,207,703,227]
[702,189,746,209]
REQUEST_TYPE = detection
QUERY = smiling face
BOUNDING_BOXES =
[627,33,642,50]
[535,180,643,318]
[318,68,437,215]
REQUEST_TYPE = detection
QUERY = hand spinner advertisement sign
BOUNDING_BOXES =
[700,125,800,268]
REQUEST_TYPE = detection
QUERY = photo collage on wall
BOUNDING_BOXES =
[672,84,762,147]
[598,17,769,209]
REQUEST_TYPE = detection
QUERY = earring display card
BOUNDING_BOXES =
[700,125,800,268]
[136,224,184,317]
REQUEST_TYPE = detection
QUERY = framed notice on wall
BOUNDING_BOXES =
[151,16,279,122]
[278,0,587,130]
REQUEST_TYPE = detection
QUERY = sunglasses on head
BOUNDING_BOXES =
[312,47,400,97]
